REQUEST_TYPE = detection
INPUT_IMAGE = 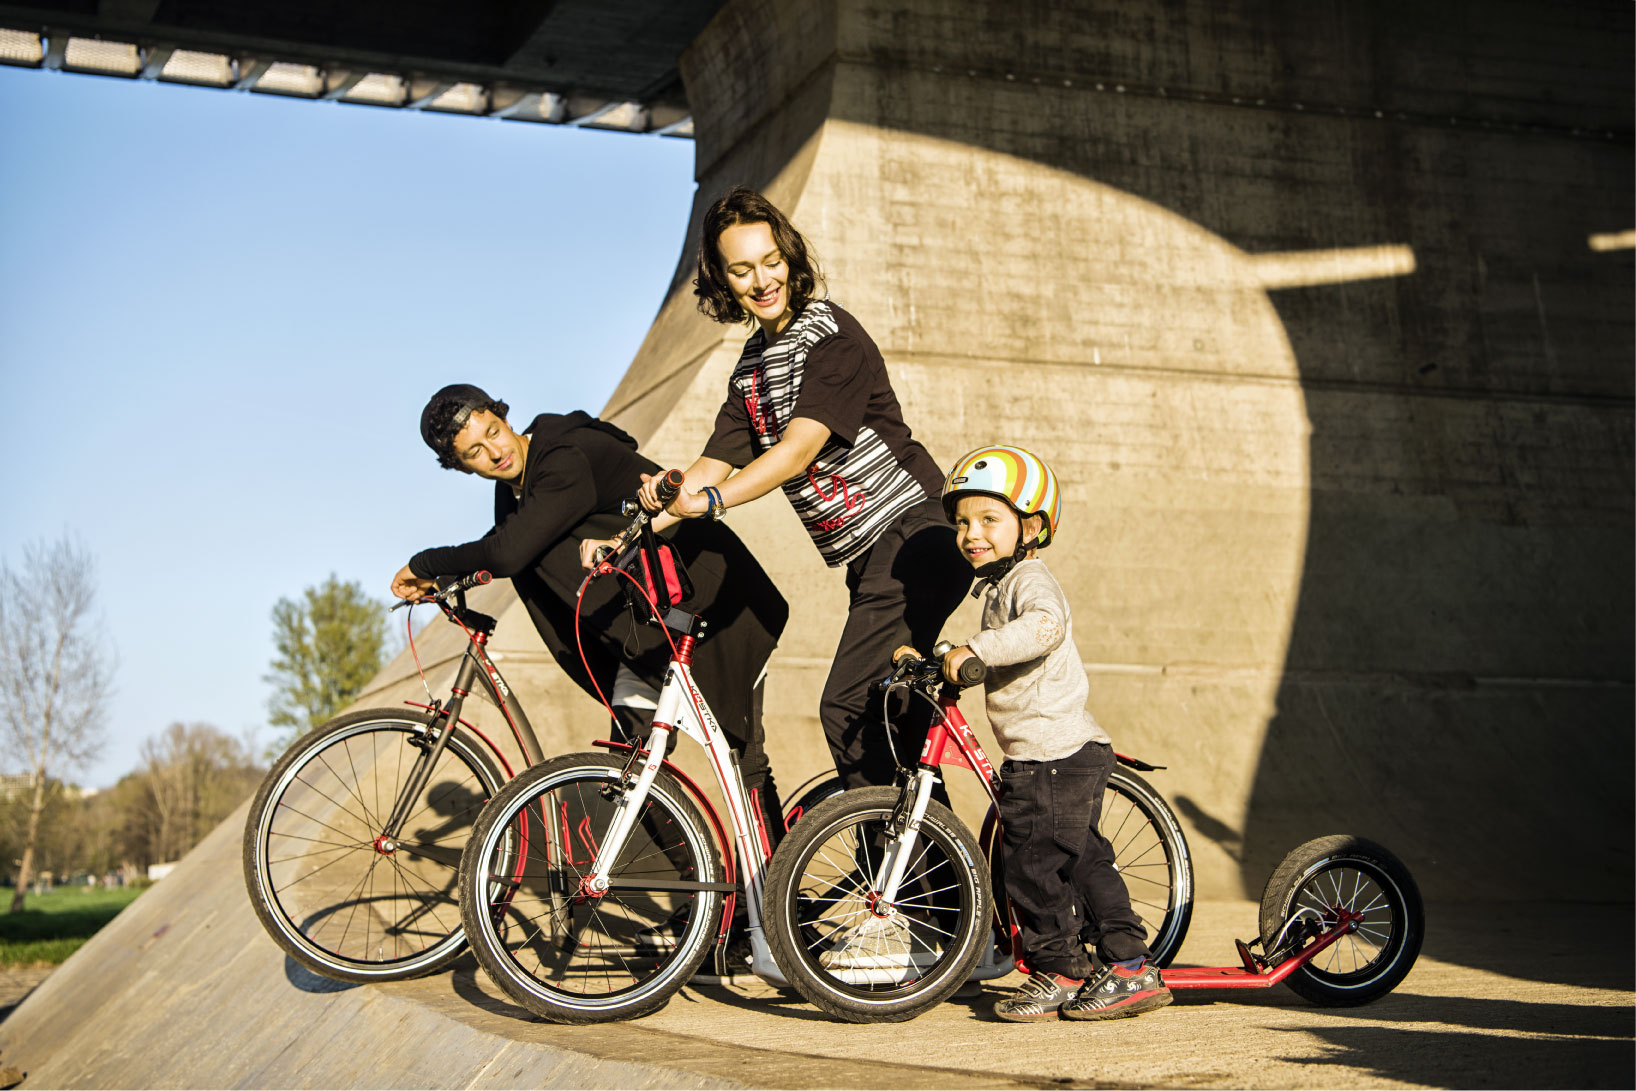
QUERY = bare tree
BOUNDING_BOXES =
[139,722,260,864]
[0,535,113,911]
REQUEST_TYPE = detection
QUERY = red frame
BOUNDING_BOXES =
[920,686,1368,991]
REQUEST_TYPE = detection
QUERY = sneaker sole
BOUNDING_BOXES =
[995,1007,1068,1022]
[1063,989,1174,1021]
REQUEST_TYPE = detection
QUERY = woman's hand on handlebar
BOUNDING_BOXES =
[941,645,978,684]
[391,564,437,602]
[636,471,707,520]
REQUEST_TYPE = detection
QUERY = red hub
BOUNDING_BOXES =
[372,835,397,855]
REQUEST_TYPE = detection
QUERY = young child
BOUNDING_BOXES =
[939,445,1172,1022]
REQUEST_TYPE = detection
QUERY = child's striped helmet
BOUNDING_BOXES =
[941,445,1063,548]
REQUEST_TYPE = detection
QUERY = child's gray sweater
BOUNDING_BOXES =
[963,558,1110,762]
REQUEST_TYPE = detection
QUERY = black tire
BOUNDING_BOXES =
[1103,769,1193,967]
[783,770,1194,967]
[1258,835,1424,1006]
[243,708,505,983]
[458,753,723,1024]
[764,788,989,1023]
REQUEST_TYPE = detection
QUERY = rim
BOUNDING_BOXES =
[1288,858,1406,984]
[784,806,976,1003]
[258,720,489,971]
[473,765,716,1010]
[1102,778,1185,955]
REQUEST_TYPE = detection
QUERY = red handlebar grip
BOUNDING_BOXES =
[473,571,492,585]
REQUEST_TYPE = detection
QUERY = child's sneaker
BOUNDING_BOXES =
[993,970,1085,1022]
[1063,961,1172,1020]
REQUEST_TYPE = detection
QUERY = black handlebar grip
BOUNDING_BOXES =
[957,656,987,685]
[655,468,685,506]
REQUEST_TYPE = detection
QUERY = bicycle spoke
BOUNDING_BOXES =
[325,739,383,831]
[275,799,376,851]
[381,853,457,940]
[272,842,372,890]
[268,842,371,866]
[291,768,377,835]
[328,854,385,956]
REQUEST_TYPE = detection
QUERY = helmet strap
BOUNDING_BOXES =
[970,531,1041,594]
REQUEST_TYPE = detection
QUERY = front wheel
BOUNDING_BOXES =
[242,708,506,983]
[764,788,989,1023]
[458,753,723,1024]
[788,770,1194,967]
[1258,835,1424,1006]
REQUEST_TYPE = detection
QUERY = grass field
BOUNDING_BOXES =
[0,886,145,967]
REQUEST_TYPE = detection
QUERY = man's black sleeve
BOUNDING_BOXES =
[790,335,869,446]
[407,446,599,579]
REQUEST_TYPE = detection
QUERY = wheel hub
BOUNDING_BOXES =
[372,835,397,855]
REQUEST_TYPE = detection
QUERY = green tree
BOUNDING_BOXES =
[264,575,389,749]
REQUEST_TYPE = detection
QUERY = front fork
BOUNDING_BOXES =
[380,655,480,846]
[871,768,940,913]
[574,672,788,985]
[580,725,672,896]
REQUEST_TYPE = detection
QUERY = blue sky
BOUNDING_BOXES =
[0,66,697,788]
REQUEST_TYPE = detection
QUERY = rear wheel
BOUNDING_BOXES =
[1103,769,1193,967]
[1258,835,1424,1006]
[458,753,723,1024]
[764,788,989,1023]
[243,708,504,983]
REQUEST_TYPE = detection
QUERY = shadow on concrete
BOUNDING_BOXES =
[448,960,544,1024]
[1315,990,1635,1041]
[806,2,1636,909]
[1417,901,1635,991]
[282,956,362,994]
[1270,1023,1633,1090]
[684,981,837,1022]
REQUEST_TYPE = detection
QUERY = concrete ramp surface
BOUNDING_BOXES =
[1,798,1630,1089]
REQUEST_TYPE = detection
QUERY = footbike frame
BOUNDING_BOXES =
[385,586,547,840]
[878,658,1366,993]
[569,613,785,984]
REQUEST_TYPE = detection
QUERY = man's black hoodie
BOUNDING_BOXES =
[409,411,787,751]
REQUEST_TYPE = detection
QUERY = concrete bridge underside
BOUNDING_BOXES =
[9,0,1631,898]
[346,0,1635,905]
[0,3,1631,1088]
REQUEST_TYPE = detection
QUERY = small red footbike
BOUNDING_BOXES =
[762,649,1425,1021]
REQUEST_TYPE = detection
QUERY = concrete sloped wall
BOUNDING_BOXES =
[363,0,1632,901]
[0,802,737,1089]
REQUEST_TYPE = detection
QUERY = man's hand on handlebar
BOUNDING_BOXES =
[579,537,618,571]
[391,564,437,602]
[636,470,708,520]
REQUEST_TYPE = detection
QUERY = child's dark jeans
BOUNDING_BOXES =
[999,739,1151,979]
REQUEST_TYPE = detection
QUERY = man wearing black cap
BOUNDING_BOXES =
[392,384,790,846]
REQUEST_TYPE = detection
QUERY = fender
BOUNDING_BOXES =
[401,701,517,778]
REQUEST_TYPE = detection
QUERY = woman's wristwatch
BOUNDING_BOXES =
[702,485,727,521]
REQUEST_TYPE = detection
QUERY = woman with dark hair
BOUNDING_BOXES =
[585,187,969,792]
[392,383,791,843]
